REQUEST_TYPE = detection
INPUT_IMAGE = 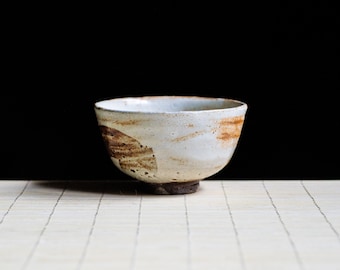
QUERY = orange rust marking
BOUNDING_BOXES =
[100,126,157,173]
[171,130,206,142]
[97,118,141,126]
[217,116,244,142]
[113,119,141,126]
[169,156,188,165]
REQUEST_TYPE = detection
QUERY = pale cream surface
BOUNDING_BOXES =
[0,180,339,270]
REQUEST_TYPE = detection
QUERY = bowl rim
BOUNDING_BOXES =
[94,95,248,114]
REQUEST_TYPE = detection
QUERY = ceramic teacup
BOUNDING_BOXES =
[94,96,247,194]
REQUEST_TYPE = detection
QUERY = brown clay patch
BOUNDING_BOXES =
[217,116,244,142]
[100,126,157,173]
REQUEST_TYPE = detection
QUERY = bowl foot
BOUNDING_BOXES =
[142,181,200,195]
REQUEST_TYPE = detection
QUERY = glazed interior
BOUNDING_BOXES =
[95,96,246,113]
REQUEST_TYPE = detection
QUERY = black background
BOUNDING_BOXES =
[1,1,339,180]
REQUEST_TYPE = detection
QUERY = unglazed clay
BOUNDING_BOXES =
[94,96,248,194]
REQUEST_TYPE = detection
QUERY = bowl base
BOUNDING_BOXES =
[142,181,200,195]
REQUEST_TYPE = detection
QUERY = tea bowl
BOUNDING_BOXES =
[94,96,247,195]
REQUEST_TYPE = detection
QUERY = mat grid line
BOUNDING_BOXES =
[0,181,29,225]
[262,181,305,270]
[300,180,340,243]
[184,194,192,270]
[130,195,143,270]
[21,182,68,270]
[76,187,106,270]
[221,181,246,270]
